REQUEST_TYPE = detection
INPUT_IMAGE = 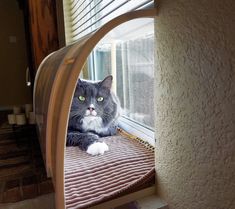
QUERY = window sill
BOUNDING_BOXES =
[118,116,155,147]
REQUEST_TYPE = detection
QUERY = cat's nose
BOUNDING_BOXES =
[87,104,95,112]
[87,107,95,111]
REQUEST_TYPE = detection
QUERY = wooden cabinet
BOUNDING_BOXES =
[20,0,60,82]
[28,0,59,71]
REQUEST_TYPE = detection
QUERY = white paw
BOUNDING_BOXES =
[86,142,109,155]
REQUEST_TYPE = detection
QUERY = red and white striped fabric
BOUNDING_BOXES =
[64,134,155,209]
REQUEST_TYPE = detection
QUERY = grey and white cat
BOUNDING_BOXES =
[67,75,120,155]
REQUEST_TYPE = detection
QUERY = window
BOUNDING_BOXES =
[87,19,155,145]
[63,0,154,44]
[63,1,155,146]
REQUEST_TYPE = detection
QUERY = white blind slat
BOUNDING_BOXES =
[63,0,154,44]
[73,0,129,38]
[71,0,104,28]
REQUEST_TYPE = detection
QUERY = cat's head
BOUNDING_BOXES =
[70,75,119,125]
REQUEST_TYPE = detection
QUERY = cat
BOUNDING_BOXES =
[67,75,121,155]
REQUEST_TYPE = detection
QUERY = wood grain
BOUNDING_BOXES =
[28,0,59,71]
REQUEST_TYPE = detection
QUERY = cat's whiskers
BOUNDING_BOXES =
[103,112,113,118]
[70,111,82,119]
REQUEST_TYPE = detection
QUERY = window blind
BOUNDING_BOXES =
[63,0,154,44]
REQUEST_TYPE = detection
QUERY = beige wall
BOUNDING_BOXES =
[0,0,32,108]
[155,0,235,208]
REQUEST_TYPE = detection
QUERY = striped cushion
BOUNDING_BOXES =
[64,133,155,209]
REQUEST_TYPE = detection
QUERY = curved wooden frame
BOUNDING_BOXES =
[34,8,157,209]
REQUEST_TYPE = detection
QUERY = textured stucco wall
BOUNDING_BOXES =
[154,0,235,209]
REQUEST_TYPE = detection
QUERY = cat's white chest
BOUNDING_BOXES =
[81,116,104,133]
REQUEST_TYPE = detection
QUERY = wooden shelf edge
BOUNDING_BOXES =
[87,186,168,209]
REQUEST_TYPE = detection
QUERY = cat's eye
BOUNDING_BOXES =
[78,96,85,101]
[97,97,104,102]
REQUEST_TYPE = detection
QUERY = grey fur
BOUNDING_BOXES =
[67,75,120,151]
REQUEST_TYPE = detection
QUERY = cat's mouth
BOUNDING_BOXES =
[85,115,97,118]
[85,110,98,117]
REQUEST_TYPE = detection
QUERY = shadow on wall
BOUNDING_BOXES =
[0,0,32,108]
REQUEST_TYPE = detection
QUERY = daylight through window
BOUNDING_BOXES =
[87,19,155,145]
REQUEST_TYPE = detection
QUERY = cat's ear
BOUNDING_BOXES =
[100,75,113,89]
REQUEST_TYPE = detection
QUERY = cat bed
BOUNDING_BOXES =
[64,130,155,209]
[33,8,157,209]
